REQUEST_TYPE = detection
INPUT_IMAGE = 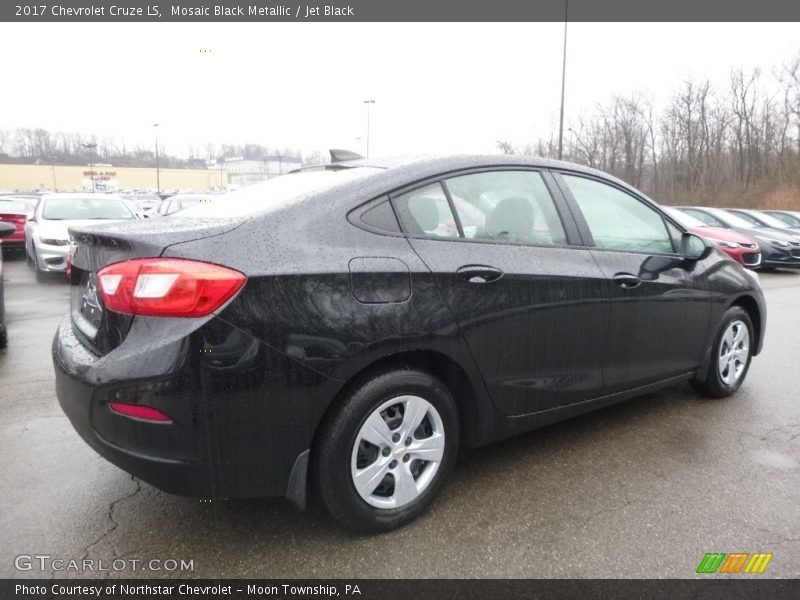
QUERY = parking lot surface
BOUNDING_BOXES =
[1,253,798,578]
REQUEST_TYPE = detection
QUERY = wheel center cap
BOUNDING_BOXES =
[394,446,406,459]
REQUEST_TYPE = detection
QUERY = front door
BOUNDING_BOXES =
[556,173,711,392]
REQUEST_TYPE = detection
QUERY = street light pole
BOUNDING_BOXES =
[363,99,375,158]
[153,123,161,194]
[557,0,569,160]
[81,143,97,193]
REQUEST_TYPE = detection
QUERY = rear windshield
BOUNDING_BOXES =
[177,168,381,218]
[42,198,134,220]
[0,200,31,212]
[178,197,203,209]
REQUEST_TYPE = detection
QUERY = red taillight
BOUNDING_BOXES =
[97,258,246,317]
[108,401,172,423]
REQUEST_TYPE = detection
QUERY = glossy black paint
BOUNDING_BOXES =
[53,155,767,504]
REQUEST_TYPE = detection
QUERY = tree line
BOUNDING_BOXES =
[499,54,800,210]
[0,130,304,169]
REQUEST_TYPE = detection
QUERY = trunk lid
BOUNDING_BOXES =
[68,218,242,355]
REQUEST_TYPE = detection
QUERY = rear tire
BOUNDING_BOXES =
[313,367,459,533]
[690,306,753,398]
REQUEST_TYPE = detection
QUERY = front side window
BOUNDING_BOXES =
[443,170,567,246]
[562,175,673,254]
[393,183,459,238]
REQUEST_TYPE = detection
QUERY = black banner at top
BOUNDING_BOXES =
[3,0,800,22]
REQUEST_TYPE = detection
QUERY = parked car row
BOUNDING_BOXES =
[673,206,800,270]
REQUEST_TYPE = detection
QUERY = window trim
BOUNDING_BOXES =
[553,170,688,257]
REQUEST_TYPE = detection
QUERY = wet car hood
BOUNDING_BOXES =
[691,226,757,245]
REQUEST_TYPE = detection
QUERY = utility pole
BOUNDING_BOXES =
[153,123,161,193]
[81,143,98,193]
[557,0,569,160]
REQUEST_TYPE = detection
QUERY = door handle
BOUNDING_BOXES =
[457,265,504,284]
[612,273,642,289]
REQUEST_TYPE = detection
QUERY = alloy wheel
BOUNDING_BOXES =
[350,395,445,509]
[717,319,749,385]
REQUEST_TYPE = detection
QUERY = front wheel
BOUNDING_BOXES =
[691,306,753,398]
[313,368,459,533]
[32,248,47,283]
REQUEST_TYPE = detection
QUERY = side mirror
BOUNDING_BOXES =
[681,232,709,261]
[0,222,15,238]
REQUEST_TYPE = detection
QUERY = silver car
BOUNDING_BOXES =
[25,193,138,282]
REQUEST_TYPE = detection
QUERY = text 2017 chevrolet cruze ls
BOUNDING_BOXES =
[53,155,766,532]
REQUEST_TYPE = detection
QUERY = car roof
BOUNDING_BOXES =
[316,154,614,177]
[296,154,642,199]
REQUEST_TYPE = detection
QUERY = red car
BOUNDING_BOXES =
[664,207,761,268]
[0,197,35,251]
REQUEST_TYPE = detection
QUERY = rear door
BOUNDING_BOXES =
[555,173,711,392]
[393,169,609,416]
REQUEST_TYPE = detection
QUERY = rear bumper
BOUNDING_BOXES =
[52,315,336,500]
[55,366,210,495]
[0,235,25,248]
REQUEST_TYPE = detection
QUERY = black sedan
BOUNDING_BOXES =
[677,206,800,270]
[53,155,766,532]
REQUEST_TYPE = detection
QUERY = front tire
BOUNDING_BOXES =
[313,367,459,533]
[691,306,753,398]
[32,248,47,283]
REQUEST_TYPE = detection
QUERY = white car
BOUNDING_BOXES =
[25,193,138,282]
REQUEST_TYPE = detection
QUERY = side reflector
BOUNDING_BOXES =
[97,258,246,317]
[109,402,172,423]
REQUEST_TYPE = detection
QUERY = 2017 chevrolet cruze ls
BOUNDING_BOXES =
[53,155,766,532]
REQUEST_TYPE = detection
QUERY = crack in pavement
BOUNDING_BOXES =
[79,475,142,575]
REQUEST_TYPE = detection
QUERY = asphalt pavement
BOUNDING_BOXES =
[1,252,798,578]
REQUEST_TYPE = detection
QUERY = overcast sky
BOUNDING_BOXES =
[1,22,798,158]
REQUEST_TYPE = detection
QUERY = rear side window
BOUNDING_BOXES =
[562,174,673,254]
[393,183,459,238]
[444,170,567,246]
[359,198,401,233]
